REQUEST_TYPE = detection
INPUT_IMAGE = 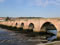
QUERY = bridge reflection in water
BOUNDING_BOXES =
[46,30,57,41]
[0,28,42,45]
[0,28,58,45]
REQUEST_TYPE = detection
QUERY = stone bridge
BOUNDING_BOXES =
[0,18,60,38]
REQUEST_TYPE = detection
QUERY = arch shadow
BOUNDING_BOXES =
[29,23,34,30]
[40,22,57,41]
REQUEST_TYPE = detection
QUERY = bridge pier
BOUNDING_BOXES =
[57,31,60,39]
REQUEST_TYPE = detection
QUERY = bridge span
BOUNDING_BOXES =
[0,18,60,38]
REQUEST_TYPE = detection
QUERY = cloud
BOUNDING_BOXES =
[56,0,60,6]
[25,0,48,7]
[25,0,56,7]
[15,0,60,7]
[0,0,5,3]
[0,0,60,7]
[34,0,48,7]
[30,0,60,7]
[5,0,59,7]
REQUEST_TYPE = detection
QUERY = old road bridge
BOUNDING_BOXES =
[0,17,60,39]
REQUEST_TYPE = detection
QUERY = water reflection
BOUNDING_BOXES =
[0,28,58,45]
[0,28,46,45]
[47,30,57,41]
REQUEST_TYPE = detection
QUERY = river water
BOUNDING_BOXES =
[0,28,58,45]
[0,28,48,45]
[47,30,57,41]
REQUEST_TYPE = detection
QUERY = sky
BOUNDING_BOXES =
[0,0,60,18]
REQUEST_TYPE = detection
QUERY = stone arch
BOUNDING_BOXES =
[29,23,34,30]
[21,22,24,28]
[40,22,57,41]
[15,23,18,26]
[40,22,58,31]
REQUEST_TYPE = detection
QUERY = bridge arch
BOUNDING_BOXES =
[40,22,57,41]
[20,22,24,28]
[40,22,58,32]
[29,23,34,30]
[15,23,18,26]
